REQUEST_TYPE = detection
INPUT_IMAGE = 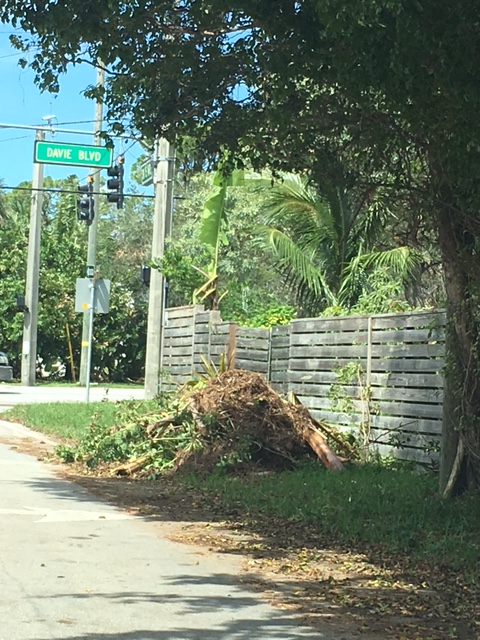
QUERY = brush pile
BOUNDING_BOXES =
[57,370,349,476]
[181,369,344,473]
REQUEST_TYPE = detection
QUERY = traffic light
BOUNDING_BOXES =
[77,177,94,225]
[140,265,151,286]
[107,156,124,209]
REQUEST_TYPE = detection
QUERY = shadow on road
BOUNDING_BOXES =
[20,470,475,640]
[34,616,320,640]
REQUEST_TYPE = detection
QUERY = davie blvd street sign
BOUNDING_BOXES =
[34,141,113,169]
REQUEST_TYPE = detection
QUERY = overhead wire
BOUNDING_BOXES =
[0,184,154,199]
[0,134,32,144]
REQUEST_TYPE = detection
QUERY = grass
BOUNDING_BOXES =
[187,462,480,577]
[2,399,154,441]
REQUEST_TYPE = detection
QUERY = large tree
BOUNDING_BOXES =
[2,1,480,493]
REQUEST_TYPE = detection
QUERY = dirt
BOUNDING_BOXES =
[1,430,478,640]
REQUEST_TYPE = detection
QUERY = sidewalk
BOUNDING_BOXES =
[0,421,326,640]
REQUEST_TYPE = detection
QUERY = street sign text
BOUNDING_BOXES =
[35,141,113,169]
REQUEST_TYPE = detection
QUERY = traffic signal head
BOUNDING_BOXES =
[107,157,124,209]
[77,178,95,225]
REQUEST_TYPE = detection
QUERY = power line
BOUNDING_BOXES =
[55,120,97,126]
[0,44,41,60]
[0,134,32,144]
[0,121,141,140]
[0,51,25,60]
[0,184,154,199]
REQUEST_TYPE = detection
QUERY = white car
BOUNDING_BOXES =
[0,351,13,382]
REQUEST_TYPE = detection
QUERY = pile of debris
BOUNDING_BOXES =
[180,369,344,473]
[107,370,347,477]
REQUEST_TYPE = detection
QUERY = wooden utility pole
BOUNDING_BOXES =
[21,129,45,386]
[144,138,175,399]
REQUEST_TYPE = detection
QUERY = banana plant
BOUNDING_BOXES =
[193,168,243,309]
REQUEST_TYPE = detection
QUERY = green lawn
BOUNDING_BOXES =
[2,400,151,441]
[187,463,480,577]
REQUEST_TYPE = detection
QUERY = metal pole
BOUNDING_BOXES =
[85,278,96,403]
[79,64,105,386]
[144,138,174,399]
[21,129,45,386]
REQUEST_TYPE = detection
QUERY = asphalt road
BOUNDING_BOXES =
[0,421,327,640]
[0,383,145,412]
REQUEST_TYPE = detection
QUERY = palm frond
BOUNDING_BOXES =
[360,246,422,280]
[338,246,422,306]
[259,174,336,249]
[267,227,337,307]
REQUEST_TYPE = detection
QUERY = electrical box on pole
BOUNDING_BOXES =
[107,156,124,209]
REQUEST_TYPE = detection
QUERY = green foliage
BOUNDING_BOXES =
[257,174,422,315]
[241,303,296,329]
[0,175,153,380]
[0,178,87,374]
[327,362,373,459]
[157,173,294,323]
[157,246,206,309]
[54,396,200,473]
[322,268,417,317]
[348,269,416,315]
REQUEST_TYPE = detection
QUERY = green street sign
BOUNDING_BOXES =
[34,141,113,169]
[139,158,153,186]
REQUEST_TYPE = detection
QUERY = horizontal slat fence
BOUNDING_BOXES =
[234,327,270,374]
[368,311,445,463]
[287,311,445,464]
[270,325,291,394]
[161,305,202,387]
[160,306,446,464]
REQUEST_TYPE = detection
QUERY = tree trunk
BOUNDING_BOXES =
[436,200,480,495]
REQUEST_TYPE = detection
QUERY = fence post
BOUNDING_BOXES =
[191,306,197,375]
[366,316,373,387]
[228,323,237,369]
[267,327,273,383]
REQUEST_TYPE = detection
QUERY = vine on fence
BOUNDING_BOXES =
[328,361,374,460]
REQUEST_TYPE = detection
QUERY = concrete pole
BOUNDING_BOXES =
[144,138,174,399]
[21,129,45,386]
[79,64,105,385]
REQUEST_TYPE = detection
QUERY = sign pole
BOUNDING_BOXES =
[21,129,45,386]
[85,277,97,403]
[80,64,105,386]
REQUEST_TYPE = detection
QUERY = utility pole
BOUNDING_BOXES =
[144,138,175,399]
[21,129,45,386]
[79,64,105,385]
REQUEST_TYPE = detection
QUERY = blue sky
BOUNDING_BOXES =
[0,28,145,191]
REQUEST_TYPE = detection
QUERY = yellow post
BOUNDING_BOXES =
[65,323,76,383]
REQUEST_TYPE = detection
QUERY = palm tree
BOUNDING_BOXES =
[258,174,419,315]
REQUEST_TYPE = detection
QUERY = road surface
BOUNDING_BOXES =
[0,384,145,412]
[0,421,327,640]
